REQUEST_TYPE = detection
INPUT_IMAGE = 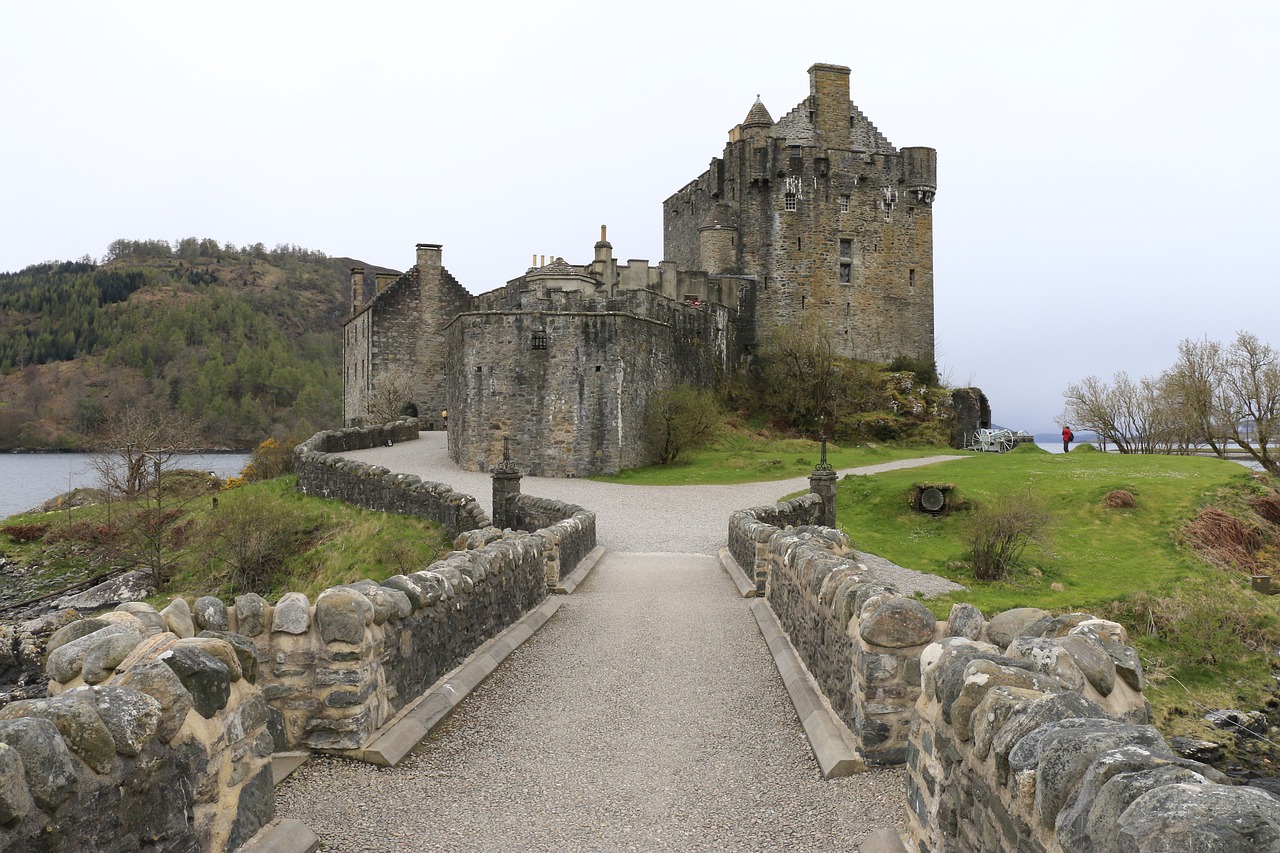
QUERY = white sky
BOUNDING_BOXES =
[2,1,1277,433]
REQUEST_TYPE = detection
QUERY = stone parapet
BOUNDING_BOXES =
[903,611,1279,851]
[294,421,491,537]
[727,493,824,592]
[3,604,273,852]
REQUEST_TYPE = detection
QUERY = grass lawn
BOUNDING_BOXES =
[593,436,962,486]
[831,443,1280,736]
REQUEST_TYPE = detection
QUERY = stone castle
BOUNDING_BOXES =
[343,63,937,476]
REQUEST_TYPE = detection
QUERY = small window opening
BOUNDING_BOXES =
[475,365,483,373]
[845,302,851,317]
[797,237,802,250]
[839,239,852,258]
[531,330,548,350]
[595,365,602,372]
[909,269,916,294]
[840,262,851,284]
[800,295,806,309]
[839,195,850,212]
[784,192,797,211]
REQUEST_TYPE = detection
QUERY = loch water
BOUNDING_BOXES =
[0,453,250,521]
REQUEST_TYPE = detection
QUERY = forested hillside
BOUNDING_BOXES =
[0,238,373,450]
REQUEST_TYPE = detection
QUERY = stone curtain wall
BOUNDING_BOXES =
[907,611,1280,851]
[294,420,492,538]
[446,288,737,477]
[727,494,824,592]
[1,604,273,852]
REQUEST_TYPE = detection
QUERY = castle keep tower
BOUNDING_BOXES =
[663,63,936,365]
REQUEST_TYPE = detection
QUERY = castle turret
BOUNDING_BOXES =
[902,146,938,203]
[698,204,739,275]
[591,224,617,289]
[808,63,852,150]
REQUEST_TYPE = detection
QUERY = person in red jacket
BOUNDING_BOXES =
[1062,426,1074,453]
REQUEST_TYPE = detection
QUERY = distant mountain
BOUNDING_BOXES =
[0,239,384,450]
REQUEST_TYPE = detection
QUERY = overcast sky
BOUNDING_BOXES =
[2,1,1277,433]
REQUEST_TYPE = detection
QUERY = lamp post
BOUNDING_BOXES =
[441,409,448,431]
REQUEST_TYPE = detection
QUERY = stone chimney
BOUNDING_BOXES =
[808,63,851,149]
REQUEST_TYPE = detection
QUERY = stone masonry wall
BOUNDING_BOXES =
[722,499,1269,850]
[294,420,491,538]
[906,609,1280,851]
[727,494,824,592]
[446,289,735,477]
[2,604,274,852]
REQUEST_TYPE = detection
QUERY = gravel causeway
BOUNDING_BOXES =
[275,435,968,849]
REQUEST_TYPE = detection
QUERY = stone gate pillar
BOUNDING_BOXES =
[491,438,522,530]
[809,437,838,528]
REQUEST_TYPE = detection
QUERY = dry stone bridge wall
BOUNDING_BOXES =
[1,422,1275,851]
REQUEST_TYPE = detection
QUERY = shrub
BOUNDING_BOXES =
[1,523,48,543]
[967,491,1052,581]
[645,385,723,464]
[203,493,308,594]
[1104,489,1137,509]
[240,437,295,482]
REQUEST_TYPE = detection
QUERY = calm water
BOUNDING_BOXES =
[0,453,250,521]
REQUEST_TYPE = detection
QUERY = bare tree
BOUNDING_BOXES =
[1221,331,1280,475]
[760,314,842,433]
[1161,337,1230,458]
[89,407,204,588]
[364,365,418,425]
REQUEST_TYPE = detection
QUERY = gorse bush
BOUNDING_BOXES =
[967,491,1053,581]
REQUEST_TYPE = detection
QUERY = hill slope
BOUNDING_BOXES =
[0,239,381,449]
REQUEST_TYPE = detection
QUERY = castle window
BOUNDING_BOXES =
[839,239,852,258]
[840,262,852,284]
[839,195,850,213]
[784,192,797,211]
[909,269,916,294]
[531,330,548,350]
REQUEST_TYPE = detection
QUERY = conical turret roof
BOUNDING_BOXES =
[742,96,773,129]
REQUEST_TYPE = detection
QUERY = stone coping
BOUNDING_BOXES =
[238,818,320,853]
[750,599,863,778]
[716,546,759,598]
[553,544,606,595]
[354,594,566,767]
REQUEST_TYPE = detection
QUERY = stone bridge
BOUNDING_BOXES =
[1,423,1275,852]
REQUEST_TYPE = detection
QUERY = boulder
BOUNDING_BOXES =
[197,631,260,684]
[1055,634,1117,696]
[81,685,161,757]
[946,602,984,640]
[1005,717,1169,826]
[315,587,374,645]
[991,691,1109,785]
[232,593,268,637]
[0,717,78,810]
[859,596,938,648]
[158,644,231,719]
[45,618,113,658]
[114,661,194,743]
[1116,782,1280,851]
[192,596,229,632]
[271,593,312,634]
[1005,636,1087,692]
[115,602,168,635]
[0,693,116,775]
[79,629,145,684]
[950,659,1062,741]
[0,741,30,824]
[985,607,1050,649]
[173,637,242,682]
[46,623,142,685]
[159,597,195,638]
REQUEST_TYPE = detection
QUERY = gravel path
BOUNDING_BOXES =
[275,552,906,851]
[336,433,966,598]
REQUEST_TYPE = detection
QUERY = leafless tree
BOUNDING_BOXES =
[1161,337,1230,458]
[88,407,204,587]
[364,365,418,425]
[1220,331,1280,475]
